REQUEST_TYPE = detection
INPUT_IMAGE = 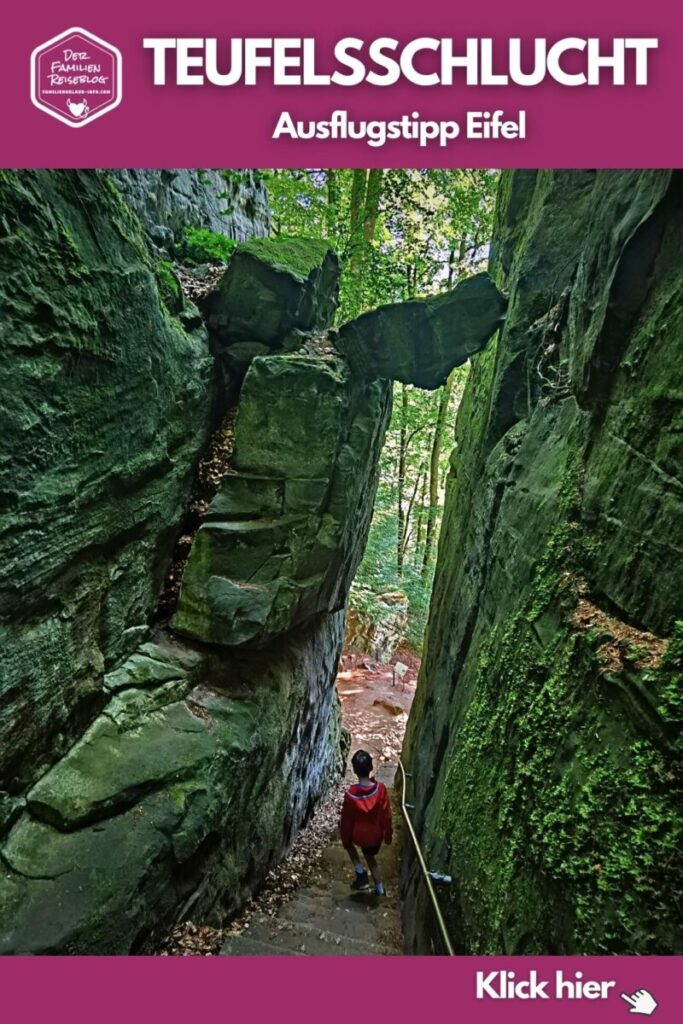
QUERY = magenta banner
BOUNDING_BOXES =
[0,956,678,1021]
[0,0,681,166]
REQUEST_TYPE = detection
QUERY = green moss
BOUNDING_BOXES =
[436,467,681,954]
[154,259,183,314]
[239,235,332,282]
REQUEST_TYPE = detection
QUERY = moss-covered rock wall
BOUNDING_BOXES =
[401,170,682,955]
[0,170,505,953]
[0,170,214,802]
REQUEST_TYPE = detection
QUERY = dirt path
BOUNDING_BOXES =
[161,647,418,955]
[336,646,418,760]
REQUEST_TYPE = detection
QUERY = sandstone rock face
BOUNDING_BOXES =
[401,170,682,955]
[173,352,391,647]
[0,172,346,955]
[346,592,409,663]
[1,619,345,954]
[0,175,507,953]
[0,170,214,797]
[110,169,270,248]
[338,272,506,389]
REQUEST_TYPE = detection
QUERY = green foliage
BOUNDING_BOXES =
[351,505,433,652]
[176,227,238,265]
[657,621,683,725]
[263,168,498,323]
[352,369,470,651]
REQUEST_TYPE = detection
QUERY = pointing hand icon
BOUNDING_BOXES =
[620,990,658,1016]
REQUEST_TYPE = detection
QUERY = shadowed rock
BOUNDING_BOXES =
[0,170,214,795]
[0,176,347,954]
[0,621,345,954]
[401,169,682,957]
[337,272,507,389]
[173,351,392,647]
[202,236,340,349]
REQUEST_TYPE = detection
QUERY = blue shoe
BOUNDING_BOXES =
[350,869,370,892]
[375,883,386,896]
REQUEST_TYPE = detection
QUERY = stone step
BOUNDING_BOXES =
[221,933,305,956]
[243,913,395,956]
[285,890,401,931]
[293,887,398,913]
[298,881,398,906]
[278,896,397,947]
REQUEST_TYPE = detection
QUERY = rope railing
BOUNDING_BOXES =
[397,758,455,956]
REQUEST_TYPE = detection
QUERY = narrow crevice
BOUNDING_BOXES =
[155,407,238,623]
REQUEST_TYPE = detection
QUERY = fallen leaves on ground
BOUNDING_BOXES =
[175,263,225,303]
[156,410,237,619]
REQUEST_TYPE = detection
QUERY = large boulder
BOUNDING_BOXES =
[173,348,392,646]
[202,236,340,348]
[338,272,507,389]
[401,170,682,955]
[0,618,345,954]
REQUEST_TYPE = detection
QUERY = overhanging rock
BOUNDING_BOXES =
[174,244,507,650]
[337,272,507,389]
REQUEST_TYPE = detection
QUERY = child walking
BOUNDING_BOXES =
[340,749,393,895]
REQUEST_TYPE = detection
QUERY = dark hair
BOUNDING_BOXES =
[351,749,373,777]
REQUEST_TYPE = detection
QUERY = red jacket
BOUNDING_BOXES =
[340,779,393,848]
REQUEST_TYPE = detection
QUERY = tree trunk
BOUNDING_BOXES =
[346,169,368,317]
[422,373,455,580]
[402,458,426,560]
[326,169,339,240]
[446,247,457,288]
[396,384,408,577]
[348,170,367,270]
[414,461,429,566]
[362,169,383,243]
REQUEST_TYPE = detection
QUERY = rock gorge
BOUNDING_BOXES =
[402,170,682,956]
[0,169,504,953]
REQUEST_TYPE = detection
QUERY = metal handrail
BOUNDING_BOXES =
[398,758,455,956]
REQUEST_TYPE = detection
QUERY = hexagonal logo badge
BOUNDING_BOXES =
[31,27,122,128]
